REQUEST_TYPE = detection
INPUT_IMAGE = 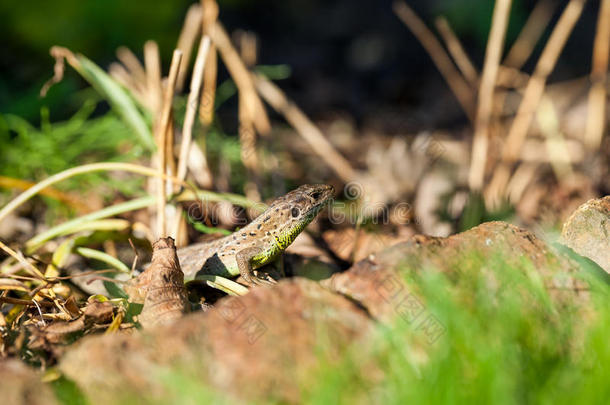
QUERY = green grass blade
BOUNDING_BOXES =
[75,247,130,273]
[26,196,154,252]
[73,55,154,150]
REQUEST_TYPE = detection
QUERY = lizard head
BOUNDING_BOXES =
[266,184,334,248]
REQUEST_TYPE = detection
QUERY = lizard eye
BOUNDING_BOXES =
[311,191,321,200]
[291,207,300,217]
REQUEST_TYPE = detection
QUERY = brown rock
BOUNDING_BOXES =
[0,360,58,405]
[322,227,412,263]
[59,278,371,404]
[325,221,589,325]
[561,196,610,274]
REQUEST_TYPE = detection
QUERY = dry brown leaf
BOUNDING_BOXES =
[133,237,189,328]
[83,300,114,325]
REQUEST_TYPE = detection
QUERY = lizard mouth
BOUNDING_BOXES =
[310,185,334,209]
[310,193,334,221]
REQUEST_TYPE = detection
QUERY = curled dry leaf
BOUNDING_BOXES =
[39,318,86,345]
[127,237,189,328]
[62,296,81,318]
[83,300,114,325]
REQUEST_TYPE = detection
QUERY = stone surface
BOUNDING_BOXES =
[561,196,610,274]
[325,221,590,323]
[60,278,372,404]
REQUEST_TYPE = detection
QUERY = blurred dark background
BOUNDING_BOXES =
[0,0,600,128]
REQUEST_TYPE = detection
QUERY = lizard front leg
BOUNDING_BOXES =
[235,247,276,286]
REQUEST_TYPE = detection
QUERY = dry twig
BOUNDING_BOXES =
[0,241,45,281]
[175,4,204,92]
[584,0,610,150]
[173,36,212,243]
[144,40,163,117]
[116,46,147,88]
[502,0,586,162]
[393,0,474,120]
[155,50,183,237]
[211,21,271,136]
[494,0,556,121]
[536,95,574,180]
[199,0,219,126]
[468,0,512,191]
[504,0,557,69]
[239,93,262,202]
[177,36,212,183]
[485,0,586,206]
[434,16,479,86]
[254,73,357,182]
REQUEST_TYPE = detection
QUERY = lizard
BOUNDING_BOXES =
[165,184,334,287]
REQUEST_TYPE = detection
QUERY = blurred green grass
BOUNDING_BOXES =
[299,255,609,405]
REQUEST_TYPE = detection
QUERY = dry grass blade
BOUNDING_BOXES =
[0,240,45,281]
[175,4,203,92]
[155,49,183,237]
[211,21,271,136]
[199,45,218,126]
[108,62,147,104]
[502,0,586,163]
[177,36,211,183]
[116,46,147,89]
[468,0,512,191]
[493,1,555,125]
[584,0,610,150]
[253,73,357,182]
[435,16,479,86]
[504,0,556,69]
[496,66,530,89]
[144,40,163,117]
[237,30,258,67]
[199,0,219,126]
[0,278,28,292]
[483,162,512,209]
[393,0,474,121]
[536,96,574,180]
[506,162,539,204]
[189,275,249,296]
[238,93,262,202]
[173,36,211,243]
[520,138,584,164]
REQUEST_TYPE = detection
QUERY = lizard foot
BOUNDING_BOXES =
[250,272,277,287]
